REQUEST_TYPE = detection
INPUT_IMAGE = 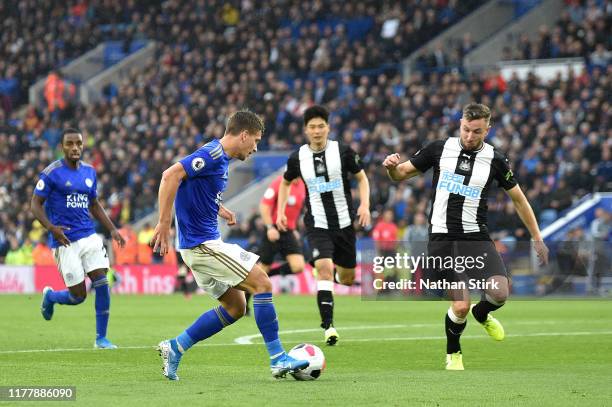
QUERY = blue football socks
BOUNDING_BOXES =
[175,306,236,353]
[92,275,110,339]
[253,293,285,361]
[48,289,83,305]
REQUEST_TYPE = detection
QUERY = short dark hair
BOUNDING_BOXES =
[303,105,329,126]
[226,109,264,136]
[60,128,82,144]
[462,103,491,123]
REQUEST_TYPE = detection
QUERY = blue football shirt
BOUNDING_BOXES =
[176,139,230,249]
[34,159,98,248]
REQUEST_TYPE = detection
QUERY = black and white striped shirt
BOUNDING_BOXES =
[410,137,517,235]
[284,140,363,230]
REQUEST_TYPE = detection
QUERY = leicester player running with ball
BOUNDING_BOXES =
[151,110,308,381]
[32,128,126,349]
[383,103,549,370]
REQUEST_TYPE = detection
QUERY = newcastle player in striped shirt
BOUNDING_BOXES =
[383,103,549,370]
[277,105,371,345]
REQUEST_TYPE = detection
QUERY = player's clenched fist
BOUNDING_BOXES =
[382,153,401,169]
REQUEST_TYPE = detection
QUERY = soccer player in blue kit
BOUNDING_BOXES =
[150,110,309,381]
[31,128,126,349]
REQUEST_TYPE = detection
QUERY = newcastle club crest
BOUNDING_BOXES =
[458,159,471,172]
[314,156,326,175]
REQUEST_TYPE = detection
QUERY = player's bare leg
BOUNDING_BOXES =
[264,254,305,278]
[471,275,508,341]
[218,288,247,320]
[286,254,305,274]
[335,266,355,286]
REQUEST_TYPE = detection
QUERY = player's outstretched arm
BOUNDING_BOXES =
[383,154,421,181]
[506,185,549,265]
[30,194,71,246]
[151,162,186,255]
[276,178,291,231]
[354,170,371,227]
[89,198,125,248]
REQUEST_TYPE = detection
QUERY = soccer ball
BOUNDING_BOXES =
[288,343,326,381]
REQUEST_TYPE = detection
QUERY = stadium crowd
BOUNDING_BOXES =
[0,0,481,115]
[1,0,610,264]
[415,0,611,72]
[0,0,162,113]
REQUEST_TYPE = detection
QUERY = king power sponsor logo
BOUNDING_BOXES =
[66,193,89,209]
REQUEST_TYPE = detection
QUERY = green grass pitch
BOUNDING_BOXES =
[1,294,611,406]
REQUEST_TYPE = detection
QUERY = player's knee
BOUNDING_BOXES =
[70,294,86,304]
[69,285,87,302]
[226,303,246,320]
[337,272,355,286]
[452,302,470,318]
[316,263,334,280]
[486,290,508,305]
[486,278,509,304]
[92,276,108,289]
[250,271,273,294]
[289,260,304,274]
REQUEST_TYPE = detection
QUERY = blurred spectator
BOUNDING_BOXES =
[589,208,611,294]
[32,235,54,266]
[372,209,398,256]
[113,224,138,264]
[404,212,429,255]
[5,236,33,265]
[590,208,611,242]
[137,223,155,264]
[44,70,76,118]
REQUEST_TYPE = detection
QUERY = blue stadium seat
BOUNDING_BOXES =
[104,41,126,67]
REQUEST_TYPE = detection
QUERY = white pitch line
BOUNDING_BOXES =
[1,330,611,355]
[340,331,612,343]
[234,324,407,344]
[233,319,612,344]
